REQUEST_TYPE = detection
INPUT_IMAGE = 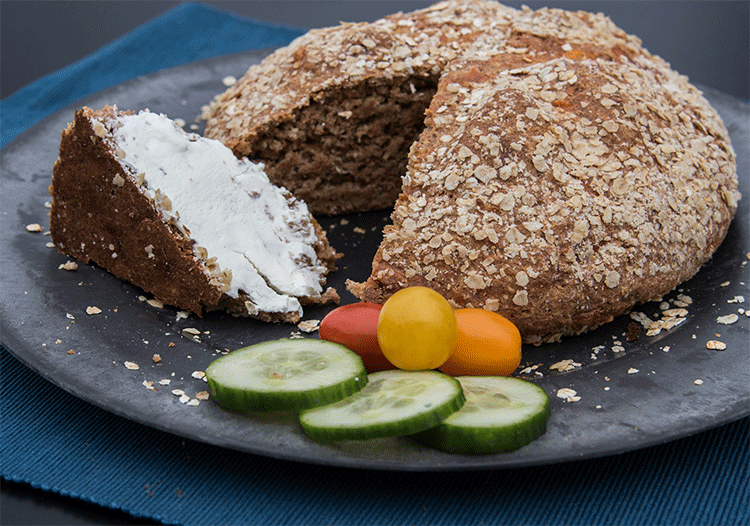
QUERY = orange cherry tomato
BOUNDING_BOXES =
[439,309,522,377]
[377,287,457,371]
[319,303,394,372]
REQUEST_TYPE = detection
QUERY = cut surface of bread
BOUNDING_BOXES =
[203,0,518,215]
[203,0,739,342]
[50,106,339,322]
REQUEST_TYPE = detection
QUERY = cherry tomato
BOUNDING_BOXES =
[319,303,394,372]
[439,309,522,377]
[377,287,457,370]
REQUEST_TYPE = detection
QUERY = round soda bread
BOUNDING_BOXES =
[204,0,739,343]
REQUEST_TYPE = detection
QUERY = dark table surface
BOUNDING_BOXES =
[1,1,748,525]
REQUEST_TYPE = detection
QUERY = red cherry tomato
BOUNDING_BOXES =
[319,303,394,372]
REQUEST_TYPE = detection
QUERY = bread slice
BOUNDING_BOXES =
[50,105,340,322]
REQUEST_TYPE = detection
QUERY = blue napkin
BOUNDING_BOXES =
[0,2,304,149]
[1,3,748,525]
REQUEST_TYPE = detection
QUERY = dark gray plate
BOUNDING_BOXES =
[2,51,748,471]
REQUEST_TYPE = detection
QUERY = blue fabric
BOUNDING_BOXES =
[1,3,748,525]
[0,2,304,149]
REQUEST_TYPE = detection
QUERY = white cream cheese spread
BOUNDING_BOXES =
[95,109,327,318]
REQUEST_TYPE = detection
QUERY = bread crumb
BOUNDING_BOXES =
[706,340,726,350]
[124,361,139,370]
[298,319,320,333]
[57,260,78,271]
[26,223,43,232]
[86,306,102,315]
[147,298,164,309]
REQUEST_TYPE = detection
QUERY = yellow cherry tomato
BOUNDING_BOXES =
[439,309,522,377]
[377,287,457,370]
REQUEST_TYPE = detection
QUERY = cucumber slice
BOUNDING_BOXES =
[205,339,367,412]
[299,370,465,441]
[411,376,550,454]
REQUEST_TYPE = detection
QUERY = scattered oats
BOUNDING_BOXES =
[728,296,745,304]
[353,227,366,234]
[191,370,206,380]
[186,398,200,407]
[46,242,56,248]
[706,340,726,350]
[147,298,164,309]
[195,391,210,401]
[629,311,653,327]
[717,314,739,325]
[168,342,176,347]
[556,388,580,402]
[519,364,540,375]
[66,313,75,320]
[694,379,704,386]
[176,311,189,321]
[26,223,43,232]
[298,319,320,333]
[720,281,730,287]
[55,339,62,344]
[152,354,162,363]
[67,349,75,355]
[124,361,139,370]
[86,306,102,315]
[58,260,78,271]
[627,368,639,374]
[179,394,190,404]
[612,345,625,353]
[662,346,671,353]
[675,294,693,306]
[142,380,156,391]
[549,359,581,372]
[222,75,237,86]
[174,118,186,128]
[289,331,303,339]
[171,389,185,396]
[182,327,201,335]
[44,201,52,208]
[159,379,171,386]
[138,295,147,302]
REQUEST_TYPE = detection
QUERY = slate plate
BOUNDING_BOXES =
[1,51,748,471]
